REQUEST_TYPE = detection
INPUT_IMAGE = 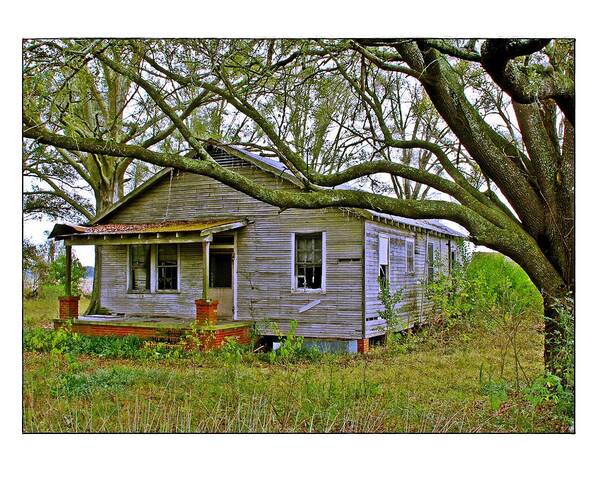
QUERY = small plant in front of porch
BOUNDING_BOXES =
[219,337,247,365]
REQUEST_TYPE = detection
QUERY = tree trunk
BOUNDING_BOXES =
[84,246,102,315]
[84,190,117,316]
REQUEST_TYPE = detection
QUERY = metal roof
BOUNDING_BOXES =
[49,219,247,239]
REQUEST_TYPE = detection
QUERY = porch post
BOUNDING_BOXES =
[203,240,210,301]
[58,242,79,320]
[65,244,72,297]
[195,238,218,325]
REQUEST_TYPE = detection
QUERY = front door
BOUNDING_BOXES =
[208,251,234,320]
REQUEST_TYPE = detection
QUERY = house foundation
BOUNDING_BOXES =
[357,338,370,354]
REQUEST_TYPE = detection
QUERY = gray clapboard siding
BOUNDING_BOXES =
[363,221,459,338]
[97,151,460,340]
[101,162,365,339]
[364,221,423,337]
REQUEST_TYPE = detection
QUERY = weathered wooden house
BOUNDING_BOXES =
[50,143,465,352]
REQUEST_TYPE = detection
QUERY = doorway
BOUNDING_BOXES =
[209,250,233,320]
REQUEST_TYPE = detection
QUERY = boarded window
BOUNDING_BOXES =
[427,242,435,283]
[210,252,232,288]
[129,245,150,292]
[157,244,178,290]
[378,235,389,286]
[406,239,415,273]
[295,233,323,289]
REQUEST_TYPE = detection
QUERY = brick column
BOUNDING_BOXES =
[195,299,219,325]
[58,296,80,320]
[357,338,369,354]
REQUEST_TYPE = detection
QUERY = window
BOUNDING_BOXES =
[378,235,389,286]
[406,239,415,273]
[295,232,323,289]
[427,242,435,283]
[157,244,178,290]
[129,245,151,292]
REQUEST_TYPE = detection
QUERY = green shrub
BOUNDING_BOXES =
[426,250,543,330]
[480,377,510,411]
[218,337,251,365]
[23,327,184,360]
[266,320,321,364]
[524,372,574,421]
[377,277,406,338]
[49,253,87,295]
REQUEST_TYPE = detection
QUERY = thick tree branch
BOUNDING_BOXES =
[24,120,484,230]
[480,39,574,124]
[421,39,481,61]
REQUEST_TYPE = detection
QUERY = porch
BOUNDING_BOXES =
[49,218,252,350]
[53,314,252,350]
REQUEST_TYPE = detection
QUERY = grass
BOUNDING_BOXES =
[22,317,568,432]
[22,255,571,433]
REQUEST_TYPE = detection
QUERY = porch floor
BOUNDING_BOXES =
[76,313,234,327]
[53,315,251,349]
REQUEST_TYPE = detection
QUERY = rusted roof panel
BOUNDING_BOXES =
[50,219,245,239]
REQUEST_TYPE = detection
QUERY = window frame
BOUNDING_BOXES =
[378,234,390,287]
[127,244,152,293]
[291,231,327,293]
[427,241,436,283]
[127,244,181,294]
[405,238,415,274]
[156,244,180,292]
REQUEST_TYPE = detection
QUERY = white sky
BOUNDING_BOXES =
[23,218,95,265]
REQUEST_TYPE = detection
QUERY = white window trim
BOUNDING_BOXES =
[291,231,326,293]
[405,238,415,274]
[378,234,390,284]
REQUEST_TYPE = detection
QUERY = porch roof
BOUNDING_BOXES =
[49,218,249,245]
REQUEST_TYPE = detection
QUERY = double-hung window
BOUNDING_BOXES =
[157,244,178,291]
[427,242,435,283]
[406,238,415,274]
[294,232,323,290]
[129,245,151,292]
[129,244,179,292]
[378,235,390,286]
